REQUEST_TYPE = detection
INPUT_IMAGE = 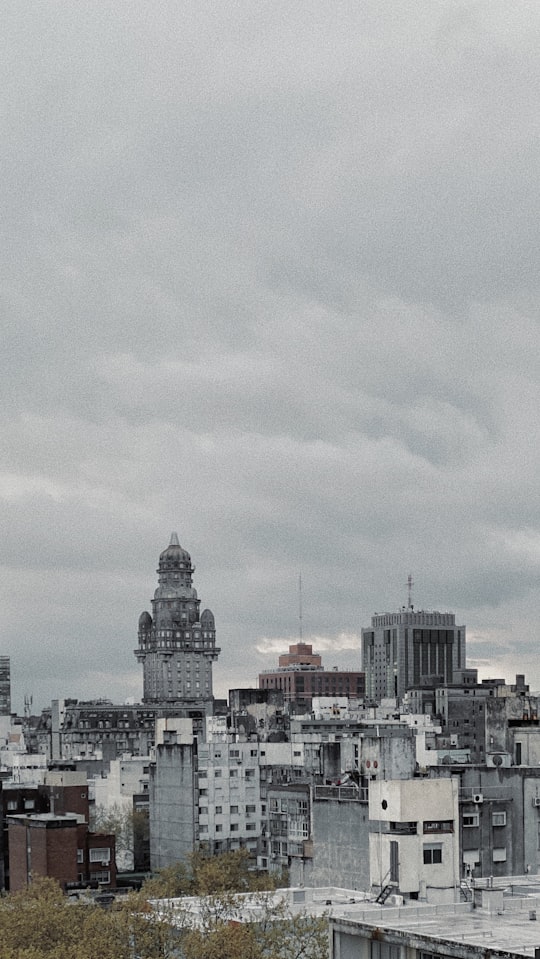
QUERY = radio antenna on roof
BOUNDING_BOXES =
[405,573,414,610]
[299,573,303,640]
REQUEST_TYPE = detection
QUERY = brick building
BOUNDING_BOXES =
[7,814,116,891]
[258,643,364,705]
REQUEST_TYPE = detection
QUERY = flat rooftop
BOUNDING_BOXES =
[153,880,540,957]
[327,879,540,957]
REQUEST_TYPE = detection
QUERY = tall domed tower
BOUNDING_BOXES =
[135,533,220,709]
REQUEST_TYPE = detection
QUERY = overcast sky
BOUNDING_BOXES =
[3,1,540,713]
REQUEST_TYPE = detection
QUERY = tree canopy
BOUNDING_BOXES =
[0,852,328,959]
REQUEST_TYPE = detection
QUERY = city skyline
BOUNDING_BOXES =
[2,3,540,711]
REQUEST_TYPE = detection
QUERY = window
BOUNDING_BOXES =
[423,844,442,865]
[216,824,222,832]
[231,824,239,832]
[24,800,35,811]
[463,849,479,872]
[423,820,453,833]
[492,811,506,827]
[214,769,222,778]
[245,769,255,781]
[90,848,111,863]
[463,812,479,828]
[77,849,84,864]
[289,821,310,840]
[229,769,238,779]
[91,870,110,884]
[7,801,17,811]
[246,804,256,814]
[215,806,222,815]
[230,805,239,814]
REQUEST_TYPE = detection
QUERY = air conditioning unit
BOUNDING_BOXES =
[388,894,404,906]
[473,793,483,804]
[486,752,511,768]
[533,797,540,808]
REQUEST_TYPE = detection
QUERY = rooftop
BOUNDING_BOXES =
[151,880,540,957]
[328,878,540,957]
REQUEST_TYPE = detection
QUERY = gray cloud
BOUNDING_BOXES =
[2,1,540,710]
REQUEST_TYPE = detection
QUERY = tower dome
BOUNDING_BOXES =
[158,532,191,568]
[201,609,215,629]
[138,610,152,629]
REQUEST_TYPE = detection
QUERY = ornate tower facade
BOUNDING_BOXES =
[135,533,220,710]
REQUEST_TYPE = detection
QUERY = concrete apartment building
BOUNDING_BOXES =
[150,718,287,871]
[368,777,460,903]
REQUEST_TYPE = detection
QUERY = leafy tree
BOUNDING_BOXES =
[138,858,193,899]
[181,920,262,959]
[0,877,178,959]
[142,851,328,959]
[0,853,328,959]
[142,848,283,899]
[91,803,135,866]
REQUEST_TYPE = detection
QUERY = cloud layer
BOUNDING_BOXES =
[2,1,540,710]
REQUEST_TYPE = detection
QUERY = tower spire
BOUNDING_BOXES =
[169,532,180,546]
[299,573,303,640]
[405,573,414,609]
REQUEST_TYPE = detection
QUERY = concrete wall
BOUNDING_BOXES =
[311,798,370,890]
[149,742,196,870]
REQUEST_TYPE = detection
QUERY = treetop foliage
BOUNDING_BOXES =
[0,853,328,959]
[141,847,285,899]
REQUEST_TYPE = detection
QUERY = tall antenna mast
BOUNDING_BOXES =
[299,573,303,640]
[405,573,414,609]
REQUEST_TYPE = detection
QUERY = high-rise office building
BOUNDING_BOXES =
[135,534,220,711]
[0,657,11,715]
[361,607,466,703]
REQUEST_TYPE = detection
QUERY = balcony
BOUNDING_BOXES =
[313,784,368,803]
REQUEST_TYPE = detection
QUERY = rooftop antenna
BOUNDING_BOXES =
[24,693,33,719]
[405,573,414,610]
[299,573,303,640]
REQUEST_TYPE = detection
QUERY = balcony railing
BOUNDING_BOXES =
[313,784,368,802]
